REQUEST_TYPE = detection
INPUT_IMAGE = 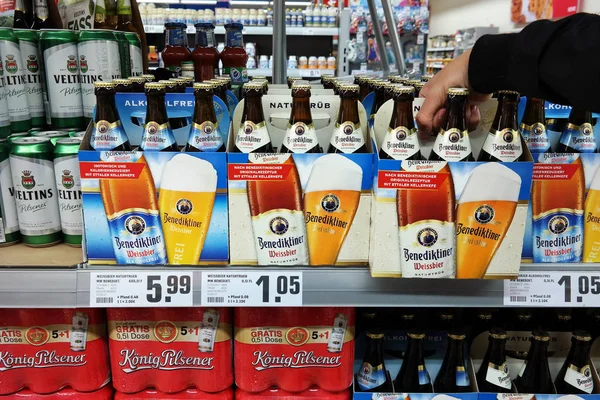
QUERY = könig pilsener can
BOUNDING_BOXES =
[54,137,82,246]
[9,136,62,247]
[0,137,20,246]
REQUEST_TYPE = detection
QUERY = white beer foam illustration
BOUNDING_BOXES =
[305,154,362,193]
[160,154,217,193]
[459,163,521,204]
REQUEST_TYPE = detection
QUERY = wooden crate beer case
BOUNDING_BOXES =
[78,90,230,265]
[369,97,534,278]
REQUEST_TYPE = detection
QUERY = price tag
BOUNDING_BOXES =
[303,28,315,35]
[504,272,600,307]
[90,272,193,307]
[201,271,303,306]
[307,69,322,77]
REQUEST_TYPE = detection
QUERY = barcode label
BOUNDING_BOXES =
[96,297,114,304]
[510,296,527,302]
[207,296,224,303]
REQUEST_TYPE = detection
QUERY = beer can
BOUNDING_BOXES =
[0,138,20,246]
[8,132,28,142]
[9,137,61,247]
[114,32,131,78]
[31,130,69,146]
[77,29,122,122]
[14,29,45,128]
[69,130,85,138]
[0,28,31,132]
[327,313,348,353]
[54,138,82,247]
[39,29,84,130]
[198,308,219,352]
[0,59,10,138]
[124,32,143,77]
[70,311,89,351]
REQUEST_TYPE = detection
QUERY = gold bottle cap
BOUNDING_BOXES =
[243,82,263,90]
[394,85,415,95]
[498,90,520,95]
[93,81,115,88]
[532,329,550,341]
[129,76,146,84]
[288,76,301,81]
[408,332,425,339]
[389,75,407,83]
[406,79,421,86]
[448,87,469,95]
[402,314,415,320]
[338,83,359,93]
[141,74,155,81]
[489,327,507,339]
[173,78,187,84]
[421,74,433,82]
[448,333,466,340]
[160,80,178,88]
[573,330,592,341]
[251,75,267,80]
[193,82,212,90]
[216,76,232,82]
[182,76,194,83]
[366,332,384,339]
[145,82,166,90]
[414,82,425,89]
[292,82,311,90]
[112,78,130,85]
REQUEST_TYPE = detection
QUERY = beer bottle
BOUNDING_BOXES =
[160,80,178,93]
[553,309,573,332]
[129,76,146,93]
[234,82,273,153]
[32,0,50,29]
[394,331,433,393]
[13,0,31,28]
[141,82,178,152]
[85,81,131,151]
[400,311,417,332]
[213,80,230,109]
[439,311,456,333]
[116,0,139,33]
[521,97,549,153]
[370,80,387,126]
[281,82,321,154]
[358,76,372,101]
[413,82,424,98]
[513,330,556,394]
[554,331,594,394]
[93,0,109,29]
[434,332,472,393]
[113,78,131,93]
[429,88,474,161]
[356,331,393,392]
[557,108,597,153]
[476,328,513,393]
[479,90,525,162]
[105,0,118,28]
[379,85,422,160]
[469,309,495,343]
[287,76,301,89]
[185,82,224,152]
[328,84,366,154]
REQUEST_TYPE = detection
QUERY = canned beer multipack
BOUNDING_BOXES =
[5,386,113,399]
[107,307,233,394]
[0,309,110,395]
[114,387,234,399]
[236,388,351,400]
[369,95,534,279]
[234,307,355,392]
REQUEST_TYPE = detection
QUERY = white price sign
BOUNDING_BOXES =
[307,69,322,77]
[303,28,315,35]
[504,272,600,307]
[201,271,303,306]
[90,272,193,307]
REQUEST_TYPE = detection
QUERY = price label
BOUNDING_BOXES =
[201,271,303,306]
[307,69,322,77]
[90,272,194,307]
[504,272,600,307]
[303,28,315,35]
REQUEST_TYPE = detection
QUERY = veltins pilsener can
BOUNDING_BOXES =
[31,130,69,146]
[14,29,45,128]
[9,136,61,247]
[0,138,20,246]
[125,32,143,77]
[39,29,84,130]
[0,59,10,138]
[54,137,82,247]
[0,27,31,132]
[77,29,122,121]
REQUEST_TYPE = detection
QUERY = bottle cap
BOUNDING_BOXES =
[193,82,213,90]
[141,74,155,82]
[532,329,550,341]
[216,76,232,82]
[406,79,421,86]
[366,331,384,339]
[498,90,520,95]
[160,80,178,88]
[145,82,166,90]
[394,85,415,95]
[388,75,407,84]
[448,87,469,96]
[243,82,263,90]
[338,83,359,93]
[93,81,115,88]
[401,313,415,320]
[448,332,466,340]
[129,76,146,84]
[251,75,267,80]
[489,327,507,339]
[573,330,592,341]
[421,74,433,82]
[173,78,187,84]
[414,82,425,90]
[112,79,130,85]
[407,331,425,339]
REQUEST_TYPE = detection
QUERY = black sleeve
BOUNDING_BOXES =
[468,13,600,112]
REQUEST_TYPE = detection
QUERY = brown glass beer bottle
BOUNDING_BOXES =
[185,82,224,152]
[380,85,422,160]
[521,97,549,153]
[429,88,474,161]
[479,90,525,162]
[281,82,321,154]
[84,81,131,151]
[328,84,366,154]
[234,82,273,153]
[141,82,178,152]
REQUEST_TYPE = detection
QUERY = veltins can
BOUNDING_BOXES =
[0,59,10,138]
[69,130,85,138]
[14,29,45,128]
[9,136,61,247]
[54,137,82,246]
[39,29,84,130]
[0,138,20,246]
[114,32,131,78]
[77,29,122,121]
[0,28,31,132]
[8,132,28,143]
[125,32,143,77]
[31,130,68,146]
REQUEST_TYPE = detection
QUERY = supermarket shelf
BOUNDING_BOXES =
[248,68,334,78]
[143,25,339,36]
[0,268,78,308]
[426,47,455,52]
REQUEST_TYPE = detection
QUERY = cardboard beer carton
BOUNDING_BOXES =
[78,91,231,265]
[227,91,374,266]
[369,98,534,279]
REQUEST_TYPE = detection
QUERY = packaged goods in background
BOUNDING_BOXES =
[236,388,351,400]
[0,27,30,132]
[234,307,355,392]
[5,386,114,399]
[107,308,233,394]
[0,309,110,395]
[14,29,44,128]
[115,387,234,399]
[0,137,20,245]
[53,138,82,246]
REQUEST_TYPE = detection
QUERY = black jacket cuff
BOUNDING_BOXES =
[468,33,518,94]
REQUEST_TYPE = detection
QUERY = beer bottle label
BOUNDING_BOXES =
[330,121,364,154]
[251,208,309,265]
[236,121,271,153]
[283,122,319,153]
[559,123,597,152]
[0,158,18,236]
[91,120,129,151]
[518,361,526,377]
[356,362,387,391]
[481,128,523,162]
[521,122,550,153]
[54,154,83,236]
[533,209,583,262]
[106,208,168,265]
[456,366,470,387]
[399,220,455,278]
[187,121,223,151]
[563,364,594,393]
[432,128,471,161]
[418,364,431,384]
[485,362,512,389]
[141,121,177,151]
[381,126,420,160]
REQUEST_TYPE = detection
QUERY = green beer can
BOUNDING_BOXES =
[14,29,45,128]
[31,130,69,145]
[8,132,29,143]
[54,137,82,246]
[39,29,84,130]
[0,28,31,132]
[124,32,143,77]
[0,137,20,246]
[69,130,85,138]
[9,137,62,247]
[114,32,131,79]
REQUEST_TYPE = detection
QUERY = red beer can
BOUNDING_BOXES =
[4,385,113,399]
[114,387,234,399]
[236,388,352,400]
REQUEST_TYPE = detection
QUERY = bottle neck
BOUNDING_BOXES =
[242,94,265,124]
[34,0,48,20]
[390,98,414,129]
[146,93,168,123]
[95,0,106,23]
[568,339,591,367]
[338,97,359,124]
[15,0,23,11]
[166,28,187,47]
[569,108,592,126]
[196,29,216,48]
[194,92,217,123]
[117,0,131,17]
[95,91,119,122]
[226,29,244,47]
[445,96,467,131]
[291,96,312,124]
[522,97,545,124]
[445,337,465,367]
[365,337,384,365]
[524,339,549,372]
[487,337,507,365]
[492,95,518,131]
[405,336,425,365]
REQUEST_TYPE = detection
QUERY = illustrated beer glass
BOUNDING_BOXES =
[584,166,600,262]
[159,154,217,264]
[456,163,522,278]
[304,154,362,265]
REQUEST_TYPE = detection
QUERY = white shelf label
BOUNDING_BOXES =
[504,272,600,307]
[306,69,322,77]
[90,271,193,307]
[201,271,303,306]
[303,28,314,35]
